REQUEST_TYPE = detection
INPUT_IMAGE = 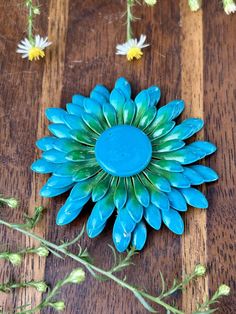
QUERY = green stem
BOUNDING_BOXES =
[26,0,34,43]
[127,0,134,40]
[0,219,183,314]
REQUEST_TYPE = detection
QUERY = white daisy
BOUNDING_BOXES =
[16,35,51,61]
[223,0,236,14]
[116,34,149,61]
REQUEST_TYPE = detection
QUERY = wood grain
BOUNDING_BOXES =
[0,0,235,313]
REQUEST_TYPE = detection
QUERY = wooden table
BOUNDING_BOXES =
[0,1,235,313]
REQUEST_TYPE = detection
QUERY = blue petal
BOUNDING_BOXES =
[190,165,219,182]
[45,108,67,123]
[110,88,126,113]
[162,208,184,235]
[112,218,131,253]
[156,100,184,123]
[147,86,161,107]
[63,114,84,130]
[53,138,80,153]
[92,84,110,101]
[158,171,191,188]
[86,223,106,238]
[87,195,115,236]
[151,189,169,211]
[154,148,202,165]
[72,94,86,106]
[56,195,90,225]
[42,149,67,163]
[131,222,147,251]
[144,204,162,230]
[153,140,185,153]
[40,184,73,198]
[83,99,103,120]
[69,180,93,200]
[151,160,184,172]
[114,77,131,99]
[116,207,136,233]
[31,159,57,174]
[90,90,107,105]
[126,197,143,223]
[167,188,187,212]
[102,103,117,127]
[123,100,136,125]
[47,175,74,188]
[135,90,150,110]
[66,103,84,116]
[36,136,57,151]
[48,123,71,138]
[183,167,204,185]
[188,141,217,156]
[180,188,208,208]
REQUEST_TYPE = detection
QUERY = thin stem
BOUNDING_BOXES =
[127,0,134,40]
[27,0,34,43]
[0,219,183,314]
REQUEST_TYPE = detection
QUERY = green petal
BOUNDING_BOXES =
[70,129,96,146]
[102,103,117,127]
[142,171,171,193]
[155,170,191,188]
[149,121,175,140]
[150,160,183,172]
[113,177,127,209]
[82,112,104,135]
[73,165,101,181]
[136,107,157,130]
[92,175,113,202]
[66,150,95,162]
[123,100,136,125]
[132,176,150,207]
[153,140,185,153]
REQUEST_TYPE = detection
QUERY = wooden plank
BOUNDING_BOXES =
[180,1,208,313]
[204,1,236,311]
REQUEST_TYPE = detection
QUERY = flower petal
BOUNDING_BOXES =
[153,140,185,153]
[190,165,219,182]
[123,100,136,125]
[113,177,127,209]
[46,175,74,188]
[115,77,131,99]
[42,149,67,163]
[180,188,208,209]
[31,159,57,174]
[132,176,150,207]
[102,103,117,127]
[167,188,187,212]
[182,167,204,185]
[36,136,57,151]
[151,189,169,211]
[144,204,162,230]
[117,207,136,234]
[113,218,131,253]
[126,196,143,223]
[92,175,112,202]
[147,86,161,107]
[66,103,84,116]
[45,108,67,123]
[40,184,73,198]
[48,123,72,138]
[162,208,184,235]
[131,221,147,251]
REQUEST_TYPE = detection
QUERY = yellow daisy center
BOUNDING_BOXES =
[28,47,45,61]
[127,47,143,61]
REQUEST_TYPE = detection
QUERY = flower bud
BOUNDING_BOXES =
[36,246,49,257]
[1,197,19,208]
[65,268,85,284]
[8,253,22,266]
[50,301,65,311]
[188,0,202,11]
[217,284,230,296]
[33,281,48,293]
[33,7,40,15]
[223,0,236,15]
[194,264,206,277]
[144,0,157,5]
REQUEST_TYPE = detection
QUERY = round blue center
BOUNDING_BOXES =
[95,125,152,177]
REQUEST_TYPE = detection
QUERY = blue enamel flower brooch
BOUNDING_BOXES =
[32,77,218,252]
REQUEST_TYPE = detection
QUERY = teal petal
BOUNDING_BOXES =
[117,207,136,233]
[31,159,57,174]
[36,136,57,151]
[189,141,217,155]
[63,114,85,130]
[73,165,101,182]
[144,204,162,230]
[153,148,201,165]
[66,103,84,116]
[70,129,96,146]
[92,84,110,101]
[183,167,204,185]
[143,171,171,193]
[131,222,147,251]
[82,112,104,134]
[123,100,136,125]
[72,94,86,106]
[53,138,82,153]
[115,77,131,99]
[87,193,115,236]
[102,103,117,127]
[92,175,112,202]
[180,188,208,209]
[48,124,71,138]
[150,160,183,172]
[113,218,131,253]
[137,107,157,130]
[156,100,184,123]
[162,208,184,235]
[53,162,77,176]
[47,175,74,188]
[126,196,143,223]
[40,184,73,198]
[153,140,185,153]
[46,108,67,123]
[133,176,150,207]
[86,223,106,238]
[69,180,93,200]
[161,118,204,141]
[83,99,104,121]
[135,90,150,111]
[167,188,187,212]
[65,150,95,162]
[151,189,169,211]
[56,195,90,225]
[156,170,191,188]
[190,165,219,182]
[42,149,67,163]
[150,121,175,139]
[113,178,127,209]
[147,86,161,107]
[90,90,107,105]
[110,88,126,112]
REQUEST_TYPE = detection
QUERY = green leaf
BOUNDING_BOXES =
[133,291,157,313]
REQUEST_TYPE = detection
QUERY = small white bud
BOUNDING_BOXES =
[144,0,157,6]
[8,253,22,266]
[33,281,48,293]
[50,301,65,311]
[194,264,206,277]
[65,268,86,284]
[223,0,236,14]
[188,0,202,12]
[217,284,230,296]
[36,246,49,257]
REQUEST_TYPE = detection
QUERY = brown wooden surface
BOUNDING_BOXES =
[0,1,235,313]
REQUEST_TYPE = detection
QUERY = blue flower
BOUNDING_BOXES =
[32,77,218,252]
